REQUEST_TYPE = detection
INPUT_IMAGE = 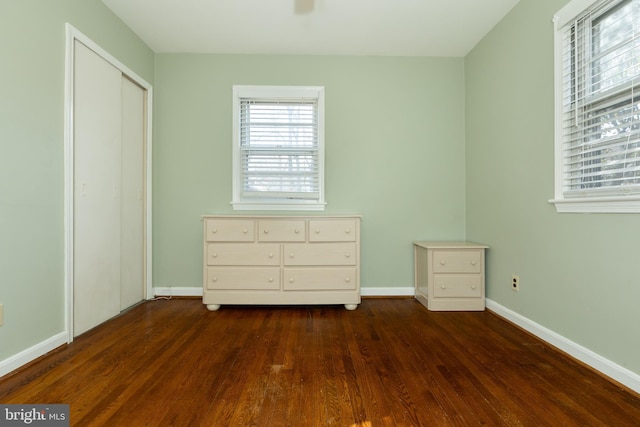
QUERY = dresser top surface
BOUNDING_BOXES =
[202,214,362,220]
[413,241,489,249]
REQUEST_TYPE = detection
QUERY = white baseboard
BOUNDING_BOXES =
[0,332,68,379]
[486,299,640,394]
[152,286,416,298]
[152,287,202,297]
[361,286,415,297]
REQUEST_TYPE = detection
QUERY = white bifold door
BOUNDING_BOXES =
[73,40,145,336]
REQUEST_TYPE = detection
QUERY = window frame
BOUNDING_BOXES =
[231,85,326,211]
[551,0,640,213]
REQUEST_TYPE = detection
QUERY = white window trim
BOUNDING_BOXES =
[231,85,326,211]
[550,0,640,213]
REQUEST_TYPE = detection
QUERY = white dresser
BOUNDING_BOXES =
[202,215,361,311]
[414,241,488,311]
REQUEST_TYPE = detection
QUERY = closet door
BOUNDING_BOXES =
[73,41,122,335]
[120,76,145,310]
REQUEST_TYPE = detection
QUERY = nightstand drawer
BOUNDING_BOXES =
[433,275,482,298]
[258,219,306,242]
[207,243,280,266]
[432,250,482,274]
[205,219,254,242]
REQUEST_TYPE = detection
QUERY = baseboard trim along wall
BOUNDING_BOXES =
[152,286,202,297]
[486,299,640,394]
[0,332,68,379]
[361,286,415,297]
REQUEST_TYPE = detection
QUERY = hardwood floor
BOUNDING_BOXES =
[1,298,639,426]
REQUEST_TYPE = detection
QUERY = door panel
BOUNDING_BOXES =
[73,41,122,335]
[120,76,145,310]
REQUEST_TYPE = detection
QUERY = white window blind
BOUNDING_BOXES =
[240,98,319,199]
[232,86,325,210]
[557,0,640,204]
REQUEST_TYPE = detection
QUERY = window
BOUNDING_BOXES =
[552,0,640,212]
[232,85,325,210]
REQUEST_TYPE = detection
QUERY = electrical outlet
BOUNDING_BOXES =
[0,303,3,326]
[512,275,520,291]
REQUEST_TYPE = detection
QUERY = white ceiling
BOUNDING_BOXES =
[101,0,520,57]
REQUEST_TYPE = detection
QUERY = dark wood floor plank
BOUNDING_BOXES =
[415,310,576,426]
[373,306,481,425]
[2,298,640,426]
[222,311,274,426]
[417,310,542,422]
[341,306,402,426]
[364,300,460,426]
[356,301,430,427]
[249,309,293,426]
[366,300,458,426]
[436,309,640,426]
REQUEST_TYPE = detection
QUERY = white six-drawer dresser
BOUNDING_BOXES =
[202,215,361,311]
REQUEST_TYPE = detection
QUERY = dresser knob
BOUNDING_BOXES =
[345,229,351,234]
[289,278,294,283]
[243,229,248,234]
[289,253,295,258]
[269,278,274,283]
[212,253,218,258]
[471,260,477,266]
[269,253,274,258]
[345,253,351,258]
[212,229,217,233]
[441,284,446,289]
[212,277,217,282]
[263,229,269,234]
[345,277,351,283]
[471,285,477,290]
[315,229,320,234]
[295,229,300,234]
[440,260,445,265]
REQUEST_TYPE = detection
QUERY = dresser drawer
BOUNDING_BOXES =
[207,243,280,266]
[432,249,482,274]
[308,219,357,242]
[258,219,306,242]
[205,219,254,242]
[206,267,280,290]
[283,243,356,266]
[433,275,482,298]
[283,268,357,290]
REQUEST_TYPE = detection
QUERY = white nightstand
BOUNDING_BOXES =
[414,241,489,311]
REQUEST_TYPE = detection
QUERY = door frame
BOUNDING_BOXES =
[64,24,153,342]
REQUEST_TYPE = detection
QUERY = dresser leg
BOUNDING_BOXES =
[344,304,358,311]
[206,304,221,311]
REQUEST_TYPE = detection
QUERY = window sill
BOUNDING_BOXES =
[232,201,327,211]
[548,196,640,213]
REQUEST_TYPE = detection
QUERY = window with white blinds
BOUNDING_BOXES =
[232,86,325,210]
[552,0,640,212]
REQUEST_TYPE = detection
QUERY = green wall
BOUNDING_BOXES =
[465,0,640,374]
[152,54,466,290]
[0,0,154,360]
